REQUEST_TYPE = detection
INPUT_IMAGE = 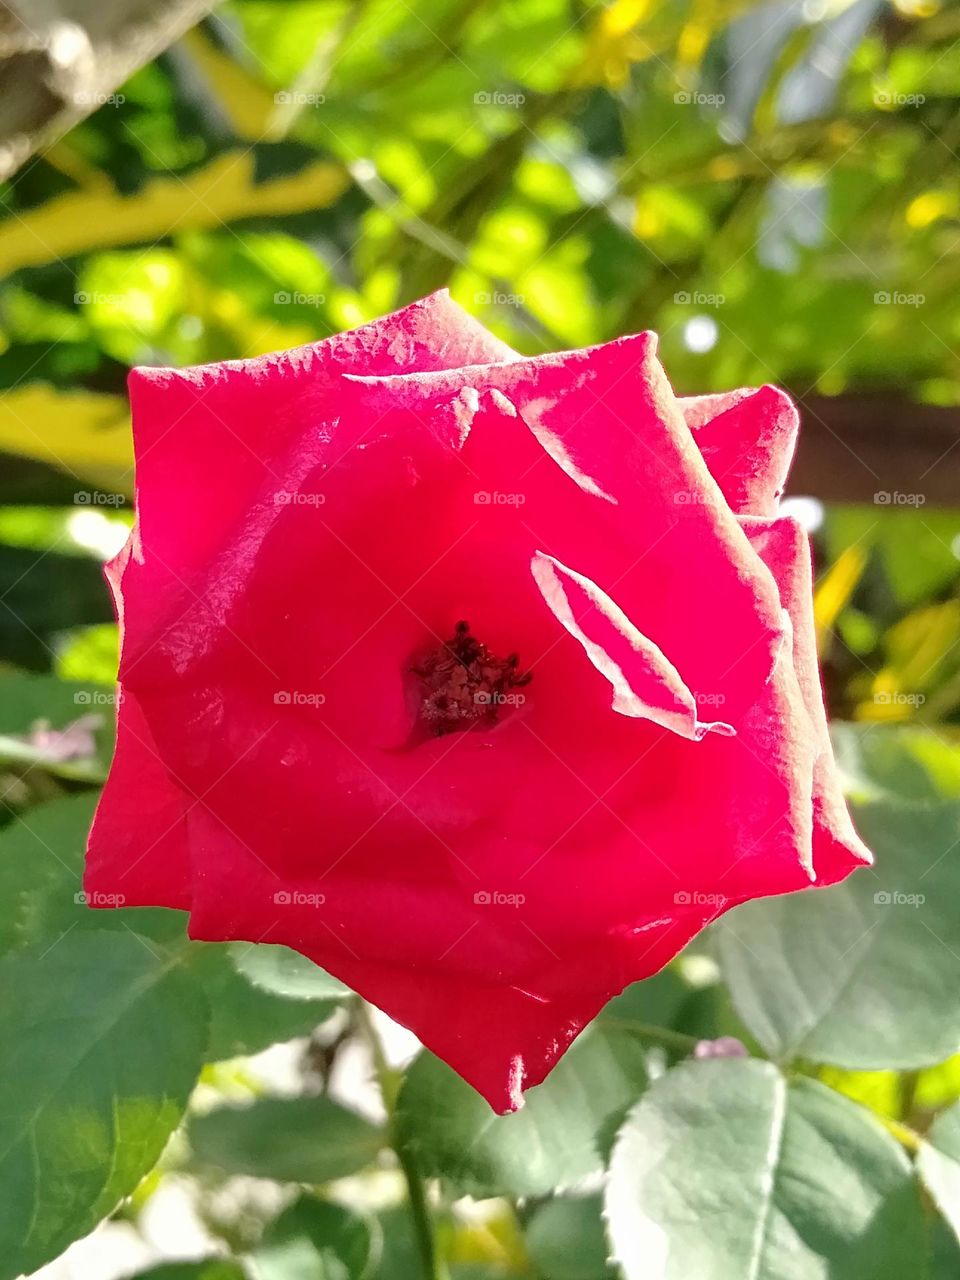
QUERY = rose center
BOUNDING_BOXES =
[410,620,532,736]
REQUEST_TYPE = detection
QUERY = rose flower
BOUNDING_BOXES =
[85,290,870,1112]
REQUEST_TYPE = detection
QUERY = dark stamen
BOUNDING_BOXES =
[411,621,532,736]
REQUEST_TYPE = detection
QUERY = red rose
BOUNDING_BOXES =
[85,291,870,1112]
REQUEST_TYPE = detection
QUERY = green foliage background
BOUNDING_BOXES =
[1,0,960,1277]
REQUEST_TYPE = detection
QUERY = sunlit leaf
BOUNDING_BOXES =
[718,797,960,1069]
[0,931,207,1279]
[605,1059,925,1280]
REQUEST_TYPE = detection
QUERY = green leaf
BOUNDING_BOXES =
[249,1196,379,1280]
[0,673,116,781]
[0,929,207,1279]
[599,958,754,1060]
[717,797,960,1069]
[188,1096,385,1184]
[930,1216,960,1280]
[0,794,341,1058]
[600,965,694,1031]
[125,1264,247,1280]
[0,792,184,953]
[604,1059,926,1280]
[371,1206,421,1280]
[917,1056,960,1111]
[198,946,341,1062]
[832,723,960,804]
[919,1103,960,1247]
[230,942,349,1001]
[395,1025,648,1197]
[56,623,121,686]
[825,507,960,608]
[525,1194,615,1280]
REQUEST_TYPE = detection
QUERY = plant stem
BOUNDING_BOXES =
[881,1115,923,1154]
[354,998,444,1280]
[397,1141,444,1280]
[597,1015,700,1054]
[899,1069,921,1125]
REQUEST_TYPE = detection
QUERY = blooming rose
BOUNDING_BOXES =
[85,290,870,1112]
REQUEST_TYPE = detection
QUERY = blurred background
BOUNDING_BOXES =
[1,0,960,1276]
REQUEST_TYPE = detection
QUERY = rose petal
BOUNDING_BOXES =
[529,550,734,739]
[122,289,513,596]
[679,385,799,517]
[348,335,787,722]
[183,807,705,1112]
[742,514,872,883]
[98,292,511,906]
[85,686,192,909]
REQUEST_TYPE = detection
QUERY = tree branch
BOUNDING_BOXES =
[0,0,220,181]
